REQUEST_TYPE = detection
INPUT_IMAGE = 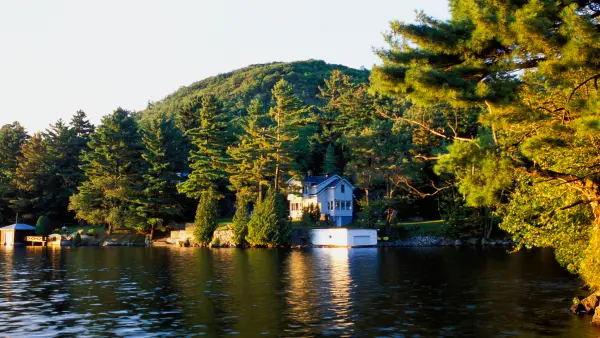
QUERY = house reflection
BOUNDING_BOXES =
[285,248,354,334]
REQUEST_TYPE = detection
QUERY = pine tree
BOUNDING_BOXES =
[246,188,290,247]
[44,119,84,221]
[269,79,309,191]
[178,95,228,198]
[0,122,28,223]
[193,189,218,246]
[231,193,249,246]
[321,143,338,175]
[13,133,58,221]
[138,113,185,240]
[67,110,94,190]
[227,99,274,202]
[69,108,145,234]
[372,0,600,289]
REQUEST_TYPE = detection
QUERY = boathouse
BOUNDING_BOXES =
[309,228,378,247]
[0,223,36,246]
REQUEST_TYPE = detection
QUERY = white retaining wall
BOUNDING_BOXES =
[309,228,377,247]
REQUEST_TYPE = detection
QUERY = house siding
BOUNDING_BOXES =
[288,175,355,225]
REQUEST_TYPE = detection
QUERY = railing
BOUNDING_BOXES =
[25,236,46,242]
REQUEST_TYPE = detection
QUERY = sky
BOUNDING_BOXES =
[0,0,449,133]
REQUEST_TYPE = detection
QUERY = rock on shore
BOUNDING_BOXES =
[379,236,515,248]
[570,293,600,325]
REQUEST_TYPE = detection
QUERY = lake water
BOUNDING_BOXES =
[0,247,598,337]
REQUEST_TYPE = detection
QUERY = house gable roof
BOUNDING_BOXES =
[302,176,329,185]
[317,177,355,194]
[296,174,356,196]
[0,223,36,231]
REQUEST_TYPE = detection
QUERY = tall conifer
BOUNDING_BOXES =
[178,95,228,198]
[69,108,145,234]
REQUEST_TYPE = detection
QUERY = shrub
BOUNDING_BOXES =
[77,229,84,235]
[53,228,61,234]
[87,229,96,237]
[246,189,291,247]
[231,195,249,246]
[72,233,81,246]
[193,189,218,246]
[300,203,320,227]
[36,216,51,235]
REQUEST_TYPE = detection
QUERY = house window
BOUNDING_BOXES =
[341,184,345,193]
[303,186,308,194]
[342,201,347,210]
[347,200,352,210]
[335,201,340,210]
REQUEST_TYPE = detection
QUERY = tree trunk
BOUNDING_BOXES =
[150,224,155,241]
[274,163,280,192]
[258,184,263,203]
[578,180,600,290]
[385,208,395,235]
[107,223,113,235]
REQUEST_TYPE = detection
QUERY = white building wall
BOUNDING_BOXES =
[288,194,304,219]
[346,229,377,246]
[329,182,353,217]
[310,228,348,246]
[309,228,377,247]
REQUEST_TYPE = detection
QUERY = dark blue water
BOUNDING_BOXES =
[0,246,597,337]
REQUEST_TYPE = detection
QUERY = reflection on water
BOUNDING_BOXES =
[0,246,598,337]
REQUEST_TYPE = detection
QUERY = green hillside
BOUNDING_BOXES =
[141,59,369,120]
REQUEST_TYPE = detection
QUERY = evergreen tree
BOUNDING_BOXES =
[69,108,145,234]
[0,122,28,223]
[138,113,185,240]
[67,110,94,189]
[43,118,86,221]
[246,188,290,246]
[269,79,309,191]
[193,189,218,246]
[13,133,58,221]
[227,99,274,202]
[372,0,600,289]
[231,193,249,246]
[178,95,228,198]
[321,143,339,175]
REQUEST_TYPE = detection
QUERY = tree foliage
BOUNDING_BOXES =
[69,108,145,234]
[373,0,600,288]
[193,189,218,246]
[138,113,185,239]
[231,194,250,246]
[246,189,290,247]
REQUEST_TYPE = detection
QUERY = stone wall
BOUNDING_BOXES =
[212,230,236,247]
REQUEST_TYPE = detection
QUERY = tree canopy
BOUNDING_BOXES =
[373,0,600,288]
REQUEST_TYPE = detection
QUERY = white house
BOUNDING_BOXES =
[287,174,355,226]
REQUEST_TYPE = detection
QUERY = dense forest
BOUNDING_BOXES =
[0,59,480,246]
[2,0,600,292]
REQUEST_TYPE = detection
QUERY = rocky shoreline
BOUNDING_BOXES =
[165,235,517,249]
[378,236,517,248]
[571,292,600,325]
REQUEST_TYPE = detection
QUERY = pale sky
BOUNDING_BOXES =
[0,0,449,133]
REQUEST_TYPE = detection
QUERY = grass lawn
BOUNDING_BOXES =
[63,224,107,235]
[216,218,233,231]
[393,220,445,235]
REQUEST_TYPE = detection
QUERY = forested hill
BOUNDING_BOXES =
[140,59,369,120]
